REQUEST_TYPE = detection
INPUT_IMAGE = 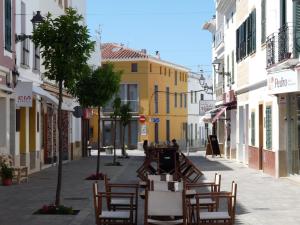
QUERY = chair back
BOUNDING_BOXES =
[93,182,100,224]
[230,181,237,223]
[215,173,221,192]
[150,180,184,192]
[148,174,173,181]
[147,190,185,217]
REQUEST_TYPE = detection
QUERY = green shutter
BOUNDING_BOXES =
[294,1,300,57]
[261,0,266,44]
[5,0,12,51]
[252,9,256,53]
[265,106,272,149]
[251,112,255,146]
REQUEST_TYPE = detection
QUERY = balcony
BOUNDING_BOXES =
[266,23,300,70]
[103,100,139,113]
[215,82,224,102]
[214,26,224,48]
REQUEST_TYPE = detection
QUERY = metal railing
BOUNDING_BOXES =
[214,26,224,48]
[266,23,300,68]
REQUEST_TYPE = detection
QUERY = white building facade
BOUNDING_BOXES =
[187,72,213,152]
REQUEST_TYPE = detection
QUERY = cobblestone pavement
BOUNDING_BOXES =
[1,151,300,225]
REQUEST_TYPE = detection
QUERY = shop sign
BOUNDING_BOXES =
[267,70,299,94]
[141,124,147,136]
[16,82,33,107]
[151,117,160,123]
[199,100,216,116]
[223,90,236,104]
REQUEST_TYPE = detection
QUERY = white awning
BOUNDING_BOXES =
[32,86,74,111]
[32,85,58,105]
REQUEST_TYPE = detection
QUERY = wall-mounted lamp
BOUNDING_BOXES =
[212,58,230,76]
[15,11,44,43]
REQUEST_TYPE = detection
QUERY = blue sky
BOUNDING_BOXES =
[86,0,215,74]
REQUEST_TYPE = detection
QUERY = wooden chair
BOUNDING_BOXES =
[147,174,173,181]
[192,181,237,225]
[93,182,134,225]
[176,153,203,183]
[104,175,139,225]
[150,180,184,192]
[144,189,187,225]
[186,173,221,211]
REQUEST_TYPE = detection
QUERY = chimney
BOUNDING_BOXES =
[155,51,160,59]
[141,49,147,54]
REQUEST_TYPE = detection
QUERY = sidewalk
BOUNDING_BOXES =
[0,151,300,225]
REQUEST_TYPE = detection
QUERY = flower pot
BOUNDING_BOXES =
[2,178,12,186]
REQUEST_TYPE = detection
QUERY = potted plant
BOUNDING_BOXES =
[1,163,13,186]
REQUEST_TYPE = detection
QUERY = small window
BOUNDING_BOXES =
[180,93,183,107]
[184,94,187,108]
[175,71,178,85]
[150,63,152,72]
[194,91,197,103]
[200,94,204,100]
[16,109,20,132]
[191,91,193,103]
[5,0,12,51]
[174,92,177,107]
[131,63,138,72]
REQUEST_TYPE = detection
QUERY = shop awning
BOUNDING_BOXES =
[212,106,227,123]
[33,86,74,111]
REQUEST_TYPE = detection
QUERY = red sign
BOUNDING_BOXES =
[139,115,146,123]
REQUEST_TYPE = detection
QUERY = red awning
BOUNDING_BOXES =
[212,106,227,123]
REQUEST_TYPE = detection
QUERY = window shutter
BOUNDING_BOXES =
[236,28,240,61]
[294,0,300,57]
[231,51,234,83]
[265,106,272,149]
[261,0,266,44]
[5,0,12,51]
[252,9,257,53]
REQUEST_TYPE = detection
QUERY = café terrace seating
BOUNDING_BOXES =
[136,145,203,183]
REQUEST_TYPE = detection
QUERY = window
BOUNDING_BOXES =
[236,9,256,62]
[154,85,158,113]
[194,91,197,103]
[180,93,183,107]
[33,45,40,71]
[184,93,187,108]
[191,91,193,103]
[265,106,272,149]
[251,112,255,146]
[150,63,152,72]
[166,120,170,142]
[21,39,30,66]
[195,123,198,140]
[261,0,266,43]
[131,63,138,72]
[16,109,20,132]
[200,94,204,101]
[174,92,177,107]
[166,87,170,114]
[190,123,194,146]
[5,0,12,51]
[175,71,178,85]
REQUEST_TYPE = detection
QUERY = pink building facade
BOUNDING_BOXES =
[0,0,17,159]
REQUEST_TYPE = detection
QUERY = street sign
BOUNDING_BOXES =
[139,115,146,123]
[151,117,160,123]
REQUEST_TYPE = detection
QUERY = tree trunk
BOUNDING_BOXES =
[55,80,63,206]
[113,118,117,164]
[96,106,101,176]
[122,125,125,156]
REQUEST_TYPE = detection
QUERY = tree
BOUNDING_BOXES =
[120,103,132,157]
[111,97,121,165]
[75,63,122,174]
[32,8,95,206]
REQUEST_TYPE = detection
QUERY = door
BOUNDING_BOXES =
[238,106,244,162]
[259,104,263,170]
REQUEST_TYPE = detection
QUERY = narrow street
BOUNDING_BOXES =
[1,152,300,225]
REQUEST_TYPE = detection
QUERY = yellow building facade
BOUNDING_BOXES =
[90,43,189,148]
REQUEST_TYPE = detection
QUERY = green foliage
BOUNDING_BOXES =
[120,103,132,127]
[75,63,122,108]
[1,163,13,179]
[32,8,95,91]
[111,97,121,119]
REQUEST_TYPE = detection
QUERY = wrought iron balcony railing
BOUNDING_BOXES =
[266,23,300,68]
